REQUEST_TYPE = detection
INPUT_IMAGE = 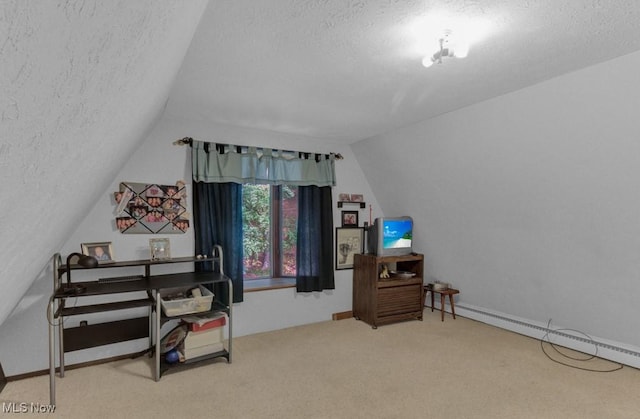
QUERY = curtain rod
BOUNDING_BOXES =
[173,137,343,160]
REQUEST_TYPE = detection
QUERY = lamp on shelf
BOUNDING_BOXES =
[63,252,98,294]
[422,29,469,68]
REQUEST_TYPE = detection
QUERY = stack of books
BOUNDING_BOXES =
[180,313,227,360]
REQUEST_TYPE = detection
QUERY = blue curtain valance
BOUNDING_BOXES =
[192,141,337,187]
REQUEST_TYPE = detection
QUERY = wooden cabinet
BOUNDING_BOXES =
[353,253,424,328]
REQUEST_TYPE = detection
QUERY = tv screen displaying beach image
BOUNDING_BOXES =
[382,219,413,249]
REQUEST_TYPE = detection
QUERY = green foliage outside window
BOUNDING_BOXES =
[243,184,271,278]
[243,184,297,279]
[280,185,298,276]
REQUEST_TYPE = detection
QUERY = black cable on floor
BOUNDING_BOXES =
[540,318,623,373]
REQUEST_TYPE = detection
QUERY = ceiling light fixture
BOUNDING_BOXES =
[422,29,469,68]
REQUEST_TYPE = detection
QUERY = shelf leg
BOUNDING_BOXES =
[227,279,233,363]
[58,310,65,378]
[48,297,56,405]
[148,305,153,358]
[154,290,161,381]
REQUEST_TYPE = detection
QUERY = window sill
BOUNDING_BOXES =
[244,277,296,292]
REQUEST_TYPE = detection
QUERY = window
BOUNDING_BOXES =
[242,184,298,280]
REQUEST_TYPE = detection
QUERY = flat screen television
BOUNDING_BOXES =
[367,216,413,256]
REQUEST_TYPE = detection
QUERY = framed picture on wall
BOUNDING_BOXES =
[341,210,359,227]
[81,242,115,264]
[335,227,364,270]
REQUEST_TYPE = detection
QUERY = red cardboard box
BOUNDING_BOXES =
[182,313,226,332]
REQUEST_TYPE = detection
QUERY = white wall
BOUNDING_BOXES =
[353,50,640,350]
[0,116,379,376]
[0,0,208,328]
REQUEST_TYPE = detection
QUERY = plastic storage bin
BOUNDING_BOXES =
[160,285,214,317]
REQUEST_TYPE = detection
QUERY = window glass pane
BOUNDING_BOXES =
[280,185,298,276]
[242,184,271,279]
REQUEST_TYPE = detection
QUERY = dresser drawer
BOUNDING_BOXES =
[378,284,422,316]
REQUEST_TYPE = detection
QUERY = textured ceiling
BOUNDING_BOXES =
[165,0,640,142]
[0,0,208,325]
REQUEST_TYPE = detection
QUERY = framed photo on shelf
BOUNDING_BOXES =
[338,193,351,202]
[341,210,359,227]
[81,242,115,264]
[149,238,171,260]
[350,194,364,202]
[335,227,364,270]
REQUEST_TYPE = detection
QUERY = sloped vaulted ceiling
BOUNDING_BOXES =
[0,0,208,325]
[166,0,640,142]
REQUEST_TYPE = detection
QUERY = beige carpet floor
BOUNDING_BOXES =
[2,311,640,418]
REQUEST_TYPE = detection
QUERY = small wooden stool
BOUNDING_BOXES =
[423,285,460,321]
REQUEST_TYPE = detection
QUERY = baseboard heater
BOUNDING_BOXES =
[452,303,640,369]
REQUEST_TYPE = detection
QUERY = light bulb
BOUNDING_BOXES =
[453,40,469,58]
[422,56,434,68]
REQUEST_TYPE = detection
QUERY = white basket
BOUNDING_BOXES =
[161,285,214,317]
[431,282,449,291]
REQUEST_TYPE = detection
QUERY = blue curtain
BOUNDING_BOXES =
[192,181,244,304]
[296,185,335,292]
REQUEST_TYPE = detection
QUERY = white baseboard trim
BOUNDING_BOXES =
[448,302,640,369]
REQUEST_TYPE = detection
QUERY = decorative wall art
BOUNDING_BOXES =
[341,210,359,227]
[335,227,364,270]
[113,181,189,234]
[338,193,364,203]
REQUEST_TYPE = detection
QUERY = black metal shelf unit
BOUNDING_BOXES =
[48,246,232,405]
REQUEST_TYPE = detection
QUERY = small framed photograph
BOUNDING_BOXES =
[350,194,364,202]
[335,227,364,270]
[338,193,351,202]
[81,242,115,264]
[341,210,359,227]
[150,238,171,260]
